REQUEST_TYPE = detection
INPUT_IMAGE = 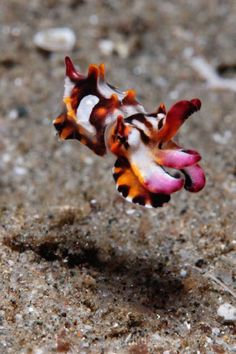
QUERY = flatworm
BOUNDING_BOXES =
[53,57,205,208]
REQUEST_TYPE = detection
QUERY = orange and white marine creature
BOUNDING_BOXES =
[53,57,205,208]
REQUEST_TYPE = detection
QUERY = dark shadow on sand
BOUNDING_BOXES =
[3,213,185,311]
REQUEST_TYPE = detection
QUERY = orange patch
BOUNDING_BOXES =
[95,107,107,118]
[123,89,137,105]
[99,63,105,78]
[88,64,99,78]
[113,157,170,208]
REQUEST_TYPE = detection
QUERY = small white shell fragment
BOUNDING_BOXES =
[33,27,76,52]
[180,269,187,277]
[126,208,136,215]
[217,303,236,323]
[98,39,114,56]
[212,327,220,336]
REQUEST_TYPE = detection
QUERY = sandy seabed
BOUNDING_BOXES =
[0,1,235,353]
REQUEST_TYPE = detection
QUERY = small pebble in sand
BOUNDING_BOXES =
[98,39,114,56]
[8,106,28,120]
[8,109,18,120]
[126,209,136,215]
[212,130,232,145]
[180,269,187,277]
[89,14,99,25]
[217,303,236,323]
[212,327,220,336]
[13,166,28,176]
[33,28,76,52]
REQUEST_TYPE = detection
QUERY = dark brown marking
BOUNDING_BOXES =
[117,135,127,145]
[132,195,146,206]
[139,129,150,144]
[114,157,130,169]
[150,193,170,208]
[125,113,152,129]
[181,170,192,190]
[53,112,67,131]
[118,184,130,198]
[113,171,123,182]
[158,118,164,130]
[54,122,64,131]
[65,131,80,140]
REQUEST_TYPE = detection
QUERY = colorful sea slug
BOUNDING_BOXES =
[53,57,205,208]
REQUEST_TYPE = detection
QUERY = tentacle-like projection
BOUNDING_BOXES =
[181,164,206,192]
[154,148,201,169]
[155,99,201,142]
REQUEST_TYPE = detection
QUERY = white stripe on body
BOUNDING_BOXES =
[63,76,74,98]
[76,95,99,136]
